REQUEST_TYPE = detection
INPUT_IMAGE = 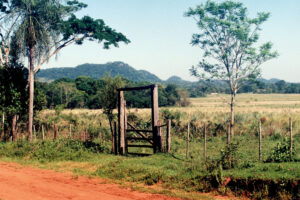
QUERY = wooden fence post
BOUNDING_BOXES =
[157,120,163,152]
[118,91,125,155]
[151,85,159,153]
[227,123,230,145]
[114,121,118,155]
[259,120,262,161]
[69,124,72,138]
[33,125,36,141]
[166,119,171,153]
[112,122,115,154]
[42,124,45,140]
[124,101,128,154]
[186,123,190,159]
[204,123,207,162]
[84,124,87,141]
[289,117,293,160]
[99,122,102,144]
[54,124,58,140]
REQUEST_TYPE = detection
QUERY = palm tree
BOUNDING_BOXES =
[9,0,130,141]
[11,0,66,140]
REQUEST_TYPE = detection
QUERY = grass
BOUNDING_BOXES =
[2,94,300,199]
[0,133,299,199]
[34,93,300,140]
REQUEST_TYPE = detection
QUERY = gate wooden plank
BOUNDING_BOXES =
[126,129,153,132]
[127,144,153,148]
[127,137,153,141]
[127,122,153,145]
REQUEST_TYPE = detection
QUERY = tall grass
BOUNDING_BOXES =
[3,94,299,199]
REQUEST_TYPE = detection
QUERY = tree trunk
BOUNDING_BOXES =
[230,94,235,137]
[28,46,35,141]
[12,115,18,142]
[1,112,4,139]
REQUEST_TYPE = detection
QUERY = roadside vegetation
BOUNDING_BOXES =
[0,0,299,199]
[0,94,299,199]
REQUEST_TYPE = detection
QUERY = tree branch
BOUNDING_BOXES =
[34,35,88,73]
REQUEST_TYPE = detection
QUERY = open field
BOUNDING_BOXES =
[36,93,300,138]
[1,94,300,199]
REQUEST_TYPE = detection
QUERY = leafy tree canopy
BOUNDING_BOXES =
[186,0,278,92]
[1,0,130,71]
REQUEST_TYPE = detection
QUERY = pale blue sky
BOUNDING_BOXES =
[44,0,300,82]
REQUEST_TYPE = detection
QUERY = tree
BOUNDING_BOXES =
[75,76,97,95]
[0,63,28,141]
[1,0,130,141]
[275,80,286,93]
[185,0,278,135]
[98,76,125,135]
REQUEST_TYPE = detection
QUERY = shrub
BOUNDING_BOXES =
[220,142,240,169]
[0,139,106,162]
[267,137,295,162]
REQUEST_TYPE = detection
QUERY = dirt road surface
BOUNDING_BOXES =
[0,162,180,200]
[0,162,238,200]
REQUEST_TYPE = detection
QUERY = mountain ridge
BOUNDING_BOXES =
[37,61,162,83]
[37,61,286,85]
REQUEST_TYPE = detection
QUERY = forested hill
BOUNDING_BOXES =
[36,62,161,83]
[36,61,300,95]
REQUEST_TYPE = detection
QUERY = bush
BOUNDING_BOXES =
[0,139,106,162]
[220,142,239,169]
[267,137,295,162]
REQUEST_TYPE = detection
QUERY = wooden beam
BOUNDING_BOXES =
[127,137,153,141]
[127,144,153,148]
[117,84,155,91]
[126,129,153,133]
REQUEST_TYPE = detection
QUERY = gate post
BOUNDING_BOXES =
[151,85,160,153]
[157,120,163,152]
[124,101,128,154]
[166,119,171,153]
[118,91,125,155]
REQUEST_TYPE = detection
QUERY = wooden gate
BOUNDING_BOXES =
[117,84,164,155]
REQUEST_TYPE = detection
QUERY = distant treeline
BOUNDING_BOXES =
[185,79,300,97]
[38,76,300,110]
[36,76,190,109]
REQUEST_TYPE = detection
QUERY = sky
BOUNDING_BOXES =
[43,0,300,82]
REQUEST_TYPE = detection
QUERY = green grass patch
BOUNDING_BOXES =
[0,136,299,199]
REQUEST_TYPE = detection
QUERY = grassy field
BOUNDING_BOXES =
[34,93,300,140]
[2,93,300,199]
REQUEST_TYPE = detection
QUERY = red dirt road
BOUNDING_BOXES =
[0,162,180,200]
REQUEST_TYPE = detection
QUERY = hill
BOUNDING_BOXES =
[36,62,161,83]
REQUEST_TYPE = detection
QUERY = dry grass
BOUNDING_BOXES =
[38,93,300,137]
